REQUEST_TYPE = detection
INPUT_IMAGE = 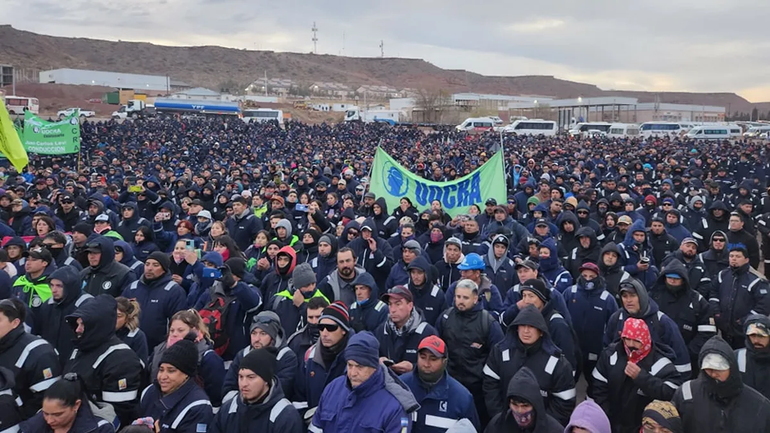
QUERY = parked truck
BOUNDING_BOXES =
[344,106,403,124]
[112,99,154,120]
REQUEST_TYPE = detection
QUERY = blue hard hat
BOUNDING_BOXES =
[458,253,485,271]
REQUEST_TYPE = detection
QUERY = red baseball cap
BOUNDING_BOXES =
[418,335,447,358]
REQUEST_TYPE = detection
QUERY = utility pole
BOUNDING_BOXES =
[379,40,384,58]
[264,70,268,96]
[312,22,318,54]
[342,31,346,56]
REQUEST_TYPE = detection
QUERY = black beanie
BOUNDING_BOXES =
[73,222,94,236]
[225,257,246,279]
[160,332,198,377]
[240,346,278,384]
[147,251,170,272]
[521,278,550,304]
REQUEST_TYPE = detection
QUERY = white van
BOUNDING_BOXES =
[685,126,731,140]
[456,117,496,132]
[568,122,612,137]
[503,119,558,136]
[607,123,640,138]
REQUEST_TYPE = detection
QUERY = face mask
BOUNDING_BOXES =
[512,407,535,428]
[430,232,443,243]
[47,246,64,257]
[578,276,595,290]
[665,282,683,292]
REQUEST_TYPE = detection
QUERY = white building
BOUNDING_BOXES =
[169,87,221,101]
[39,68,171,92]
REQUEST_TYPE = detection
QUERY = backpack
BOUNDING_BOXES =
[200,288,238,356]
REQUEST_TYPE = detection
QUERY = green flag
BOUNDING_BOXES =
[369,147,506,218]
[21,111,81,155]
[0,103,29,171]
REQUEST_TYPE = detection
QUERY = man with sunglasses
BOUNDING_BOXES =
[294,301,352,416]
[54,192,82,232]
[0,298,61,419]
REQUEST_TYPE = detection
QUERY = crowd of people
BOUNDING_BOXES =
[0,115,769,432]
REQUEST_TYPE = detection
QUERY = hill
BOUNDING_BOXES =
[0,25,765,114]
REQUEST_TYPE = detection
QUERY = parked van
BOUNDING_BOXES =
[607,123,640,138]
[456,117,495,132]
[685,126,731,140]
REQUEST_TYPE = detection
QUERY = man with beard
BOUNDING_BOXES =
[693,200,730,253]
[317,247,374,306]
[287,297,329,360]
[293,301,352,415]
[661,238,712,297]
[714,245,770,349]
[400,335,480,432]
[673,336,770,432]
[649,260,716,376]
[735,315,770,399]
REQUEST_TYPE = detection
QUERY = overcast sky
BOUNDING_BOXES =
[7,0,770,101]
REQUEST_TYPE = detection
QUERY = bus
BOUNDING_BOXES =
[607,123,640,138]
[242,108,284,124]
[638,122,682,138]
[568,122,612,137]
[503,119,558,136]
[4,96,40,115]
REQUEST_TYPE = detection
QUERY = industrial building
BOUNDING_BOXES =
[39,68,173,93]
[169,87,221,101]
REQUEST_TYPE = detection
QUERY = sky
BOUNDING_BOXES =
[7,0,770,101]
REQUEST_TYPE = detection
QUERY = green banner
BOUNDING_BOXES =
[369,147,506,218]
[21,111,80,154]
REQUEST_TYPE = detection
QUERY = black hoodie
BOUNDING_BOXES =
[372,197,398,239]
[80,236,134,297]
[484,367,564,433]
[64,295,143,426]
[599,242,627,299]
[36,266,94,366]
[673,336,770,432]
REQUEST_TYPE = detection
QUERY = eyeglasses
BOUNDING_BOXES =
[577,211,589,215]
[662,203,673,206]
[61,200,74,204]
[317,323,340,333]
[712,238,726,243]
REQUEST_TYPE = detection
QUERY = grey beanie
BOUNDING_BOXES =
[319,235,332,246]
[250,311,282,344]
[445,237,462,249]
[403,239,423,255]
[276,218,293,238]
[292,262,317,289]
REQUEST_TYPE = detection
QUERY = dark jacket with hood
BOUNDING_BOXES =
[593,327,683,433]
[484,236,518,296]
[314,234,338,282]
[222,319,298,404]
[564,226,601,279]
[349,272,388,333]
[212,377,303,433]
[35,266,94,366]
[115,240,144,279]
[20,391,114,433]
[116,201,151,242]
[604,278,693,380]
[714,260,770,348]
[483,306,576,425]
[80,236,134,298]
[736,314,770,400]
[538,237,573,293]
[347,218,394,283]
[407,255,447,326]
[485,368,564,433]
[693,200,730,252]
[727,226,761,270]
[259,246,297,301]
[122,272,187,350]
[556,211,581,261]
[372,197,398,239]
[650,259,716,369]
[673,336,770,433]
[649,225,679,269]
[665,209,693,243]
[576,200,603,241]
[64,295,143,427]
[375,307,438,366]
[227,206,264,251]
[699,230,730,281]
[599,242,631,298]
[618,219,658,289]
[140,371,214,433]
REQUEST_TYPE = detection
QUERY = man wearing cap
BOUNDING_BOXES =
[116,201,151,241]
[310,331,419,433]
[592,317,683,433]
[226,193,264,251]
[483,206,529,248]
[735,315,770,399]
[349,272,388,333]
[444,252,504,318]
[122,251,187,349]
[437,279,504,426]
[347,217,394,284]
[727,212,760,269]
[385,238,423,289]
[375,285,438,374]
[81,235,135,298]
[649,259,715,376]
[435,236,465,291]
[268,262,329,338]
[93,213,123,240]
[713,244,770,349]
[673,335,770,432]
[564,263,618,388]
[400,335,480,433]
[604,278,693,380]
[501,258,573,326]
[483,304,575,426]
[80,196,118,228]
[213,347,303,433]
[223,311,298,403]
[661,237,712,297]
[484,234,517,296]
[11,245,54,319]
[54,192,82,232]
[294,301,352,413]
[476,198,499,232]
[357,192,376,218]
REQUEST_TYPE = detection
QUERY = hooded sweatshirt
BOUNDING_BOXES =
[484,367,564,433]
[80,236,134,298]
